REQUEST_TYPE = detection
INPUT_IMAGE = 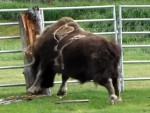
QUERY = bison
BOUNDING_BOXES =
[27,17,122,104]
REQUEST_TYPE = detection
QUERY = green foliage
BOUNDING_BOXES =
[43,8,113,32]
[122,8,150,32]
[0,0,149,32]
[123,34,150,44]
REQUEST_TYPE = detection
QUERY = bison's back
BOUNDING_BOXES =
[61,35,121,83]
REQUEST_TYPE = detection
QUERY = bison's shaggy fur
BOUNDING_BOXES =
[27,17,122,104]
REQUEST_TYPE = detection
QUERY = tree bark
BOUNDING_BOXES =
[19,6,50,95]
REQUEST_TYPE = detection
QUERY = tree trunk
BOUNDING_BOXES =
[19,6,50,95]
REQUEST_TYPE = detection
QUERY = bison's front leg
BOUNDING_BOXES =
[57,75,69,97]
[27,66,51,95]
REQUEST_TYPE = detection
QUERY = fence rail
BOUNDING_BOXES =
[0,50,22,54]
[1,77,150,87]
[0,36,20,40]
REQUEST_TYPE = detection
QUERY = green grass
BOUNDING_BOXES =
[0,83,150,113]
[124,64,150,78]
[0,25,19,36]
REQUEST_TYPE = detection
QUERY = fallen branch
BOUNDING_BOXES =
[0,94,47,105]
[55,99,90,104]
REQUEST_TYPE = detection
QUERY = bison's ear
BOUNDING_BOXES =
[55,25,74,38]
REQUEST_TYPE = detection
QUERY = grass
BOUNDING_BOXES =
[0,25,20,36]
[124,64,150,78]
[0,83,150,113]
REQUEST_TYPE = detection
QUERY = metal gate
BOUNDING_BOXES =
[0,5,117,87]
[118,5,150,90]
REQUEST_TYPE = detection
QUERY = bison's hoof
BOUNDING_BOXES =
[27,86,41,94]
[117,97,122,102]
[57,90,67,97]
[27,86,51,96]
[110,94,121,105]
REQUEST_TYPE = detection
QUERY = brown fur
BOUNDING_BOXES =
[29,17,84,87]
[28,17,121,104]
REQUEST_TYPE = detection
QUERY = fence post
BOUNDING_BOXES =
[19,6,50,95]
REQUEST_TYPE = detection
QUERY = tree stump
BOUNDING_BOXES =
[19,6,50,95]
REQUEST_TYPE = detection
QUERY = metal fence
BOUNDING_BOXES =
[0,5,150,91]
[0,5,117,86]
[118,5,150,90]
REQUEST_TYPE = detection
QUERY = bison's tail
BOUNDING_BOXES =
[108,41,121,63]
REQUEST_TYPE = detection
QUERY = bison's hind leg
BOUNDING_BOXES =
[100,78,121,104]
[112,77,122,102]
[57,75,69,97]
[95,71,121,104]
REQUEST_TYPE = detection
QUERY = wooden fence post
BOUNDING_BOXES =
[19,6,50,95]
